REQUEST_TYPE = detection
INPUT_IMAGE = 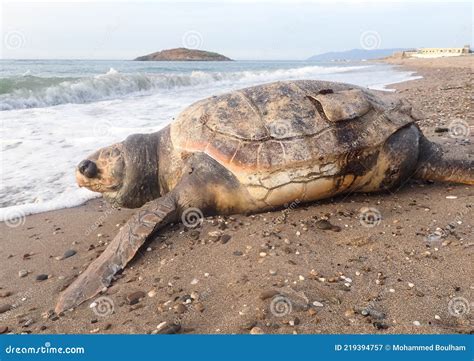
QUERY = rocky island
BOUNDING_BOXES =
[134,47,232,61]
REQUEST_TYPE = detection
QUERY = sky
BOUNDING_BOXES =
[0,0,472,60]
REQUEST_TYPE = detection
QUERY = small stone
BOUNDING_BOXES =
[208,231,222,242]
[220,234,232,244]
[389,288,395,293]
[315,220,333,230]
[146,247,152,252]
[62,249,76,259]
[190,278,199,285]
[0,304,12,314]
[445,195,457,199]
[434,315,441,320]
[259,290,279,300]
[308,308,317,316]
[298,275,305,281]
[413,321,421,326]
[36,274,48,281]
[174,303,187,314]
[250,326,264,335]
[373,321,389,330]
[156,323,181,334]
[259,252,267,257]
[194,302,205,312]
[312,301,324,307]
[126,291,146,305]
[0,326,8,334]
[233,251,243,256]
[408,283,415,288]
[148,290,157,298]
[269,269,277,275]
[19,270,28,278]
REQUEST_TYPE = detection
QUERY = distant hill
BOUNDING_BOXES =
[308,48,410,62]
[134,48,232,61]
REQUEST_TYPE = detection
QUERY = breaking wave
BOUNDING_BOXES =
[0,65,367,111]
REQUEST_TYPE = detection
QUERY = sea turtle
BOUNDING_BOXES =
[56,80,473,313]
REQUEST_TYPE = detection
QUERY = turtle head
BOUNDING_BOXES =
[76,133,160,208]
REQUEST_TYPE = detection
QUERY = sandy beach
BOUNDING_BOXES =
[0,56,472,335]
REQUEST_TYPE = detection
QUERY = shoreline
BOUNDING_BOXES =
[0,60,421,222]
[0,56,472,335]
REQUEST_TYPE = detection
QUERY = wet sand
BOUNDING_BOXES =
[0,56,472,334]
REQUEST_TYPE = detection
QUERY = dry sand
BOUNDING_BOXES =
[0,56,472,335]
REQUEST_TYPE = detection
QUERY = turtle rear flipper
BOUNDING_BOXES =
[414,136,474,185]
[55,194,178,314]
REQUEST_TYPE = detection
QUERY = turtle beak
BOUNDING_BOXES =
[77,159,98,179]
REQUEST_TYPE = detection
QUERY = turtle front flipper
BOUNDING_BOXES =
[55,194,178,313]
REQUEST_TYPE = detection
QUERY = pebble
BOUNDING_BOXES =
[62,249,76,260]
[445,195,457,199]
[190,278,199,285]
[156,322,181,334]
[0,291,12,298]
[250,326,264,335]
[312,301,324,307]
[174,303,187,314]
[36,274,48,281]
[434,315,441,320]
[146,247,152,252]
[259,290,279,300]
[194,302,205,312]
[315,220,341,232]
[147,290,157,298]
[126,291,146,305]
[408,283,415,288]
[233,251,243,256]
[413,321,421,326]
[259,252,267,257]
[269,269,277,275]
[0,326,8,334]
[0,304,12,314]
[298,275,305,281]
[220,234,232,244]
[18,270,28,278]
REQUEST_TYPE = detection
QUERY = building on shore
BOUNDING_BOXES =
[400,45,471,58]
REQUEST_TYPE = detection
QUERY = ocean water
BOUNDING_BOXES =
[0,59,421,221]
